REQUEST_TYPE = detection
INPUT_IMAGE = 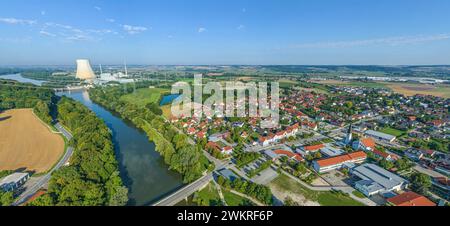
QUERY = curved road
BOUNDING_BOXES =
[13,123,73,206]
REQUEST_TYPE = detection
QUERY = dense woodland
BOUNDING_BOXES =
[0,80,127,206]
[30,97,128,206]
[0,80,53,124]
[89,86,211,183]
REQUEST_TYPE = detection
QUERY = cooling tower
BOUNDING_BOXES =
[76,59,96,80]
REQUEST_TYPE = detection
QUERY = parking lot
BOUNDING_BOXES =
[320,171,350,187]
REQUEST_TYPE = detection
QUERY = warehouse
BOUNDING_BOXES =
[351,164,408,197]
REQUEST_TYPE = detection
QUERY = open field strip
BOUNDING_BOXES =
[0,109,65,174]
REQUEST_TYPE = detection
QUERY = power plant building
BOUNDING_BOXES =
[76,59,96,80]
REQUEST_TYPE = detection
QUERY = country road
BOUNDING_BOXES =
[13,123,74,206]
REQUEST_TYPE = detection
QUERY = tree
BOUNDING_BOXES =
[314,152,322,159]
[108,186,129,206]
[410,172,432,195]
[380,159,394,170]
[145,103,163,116]
[0,191,14,206]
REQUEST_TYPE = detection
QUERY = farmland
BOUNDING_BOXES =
[312,80,450,98]
[120,88,169,107]
[0,109,65,174]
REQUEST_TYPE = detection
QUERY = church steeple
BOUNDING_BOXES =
[345,124,353,145]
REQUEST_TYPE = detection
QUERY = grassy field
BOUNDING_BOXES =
[120,88,169,107]
[193,182,222,206]
[270,174,364,206]
[384,83,450,98]
[312,80,450,98]
[315,80,388,89]
[0,109,65,174]
[352,190,366,199]
[379,127,406,137]
[223,190,255,206]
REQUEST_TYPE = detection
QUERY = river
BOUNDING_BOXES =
[57,90,183,206]
[0,73,45,86]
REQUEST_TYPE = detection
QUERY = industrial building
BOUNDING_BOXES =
[364,130,396,143]
[0,172,29,192]
[351,163,408,197]
[76,59,96,80]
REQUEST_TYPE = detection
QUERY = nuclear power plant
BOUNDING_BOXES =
[76,59,96,80]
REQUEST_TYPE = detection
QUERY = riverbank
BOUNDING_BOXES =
[57,90,184,206]
[88,86,211,184]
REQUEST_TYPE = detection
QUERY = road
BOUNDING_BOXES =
[152,173,213,206]
[13,123,74,206]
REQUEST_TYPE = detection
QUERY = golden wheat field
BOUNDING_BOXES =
[0,109,64,174]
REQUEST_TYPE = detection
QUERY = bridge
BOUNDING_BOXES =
[151,149,231,206]
[152,173,213,206]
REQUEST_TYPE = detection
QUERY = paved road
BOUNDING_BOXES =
[13,123,74,206]
[152,173,213,206]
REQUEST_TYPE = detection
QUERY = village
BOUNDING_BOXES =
[169,83,450,206]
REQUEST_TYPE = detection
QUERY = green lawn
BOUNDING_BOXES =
[334,81,388,89]
[379,127,406,137]
[223,190,255,206]
[120,88,169,107]
[352,190,366,199]
[270,174,364,206]
[192,182,222,206]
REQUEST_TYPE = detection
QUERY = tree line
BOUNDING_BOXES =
[216,175,273,205]
[30,97,128,206]
[0,80,53,124]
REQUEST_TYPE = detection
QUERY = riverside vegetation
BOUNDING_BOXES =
[89,85,211,183]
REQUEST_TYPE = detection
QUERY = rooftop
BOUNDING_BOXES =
[365,130,396,141]
[0,172,29,186]
[315,151,367,168]
[387,191,436,206]
[352,163,408,190]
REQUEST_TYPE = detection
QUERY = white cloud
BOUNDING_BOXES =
[0,17,36,25]
[41,22,112,42]
[39,30,56,37]
[198,27,207,33]
[122,24,148,34]
[106,18,115,23]
[94,6,102,11]
[290,34,450,49]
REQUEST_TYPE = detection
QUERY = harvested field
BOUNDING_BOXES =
[384,83,450,98]
[0,109,65,174]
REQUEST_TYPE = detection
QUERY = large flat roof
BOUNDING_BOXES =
[352,164,407,190]
[0,172,28,185]
[365,130,396,141]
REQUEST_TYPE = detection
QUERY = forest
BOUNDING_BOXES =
[89,85,211,183]
[0,80,53,124]
[30,97,128,206]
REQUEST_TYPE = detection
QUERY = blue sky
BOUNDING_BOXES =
[0,0,450,65]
